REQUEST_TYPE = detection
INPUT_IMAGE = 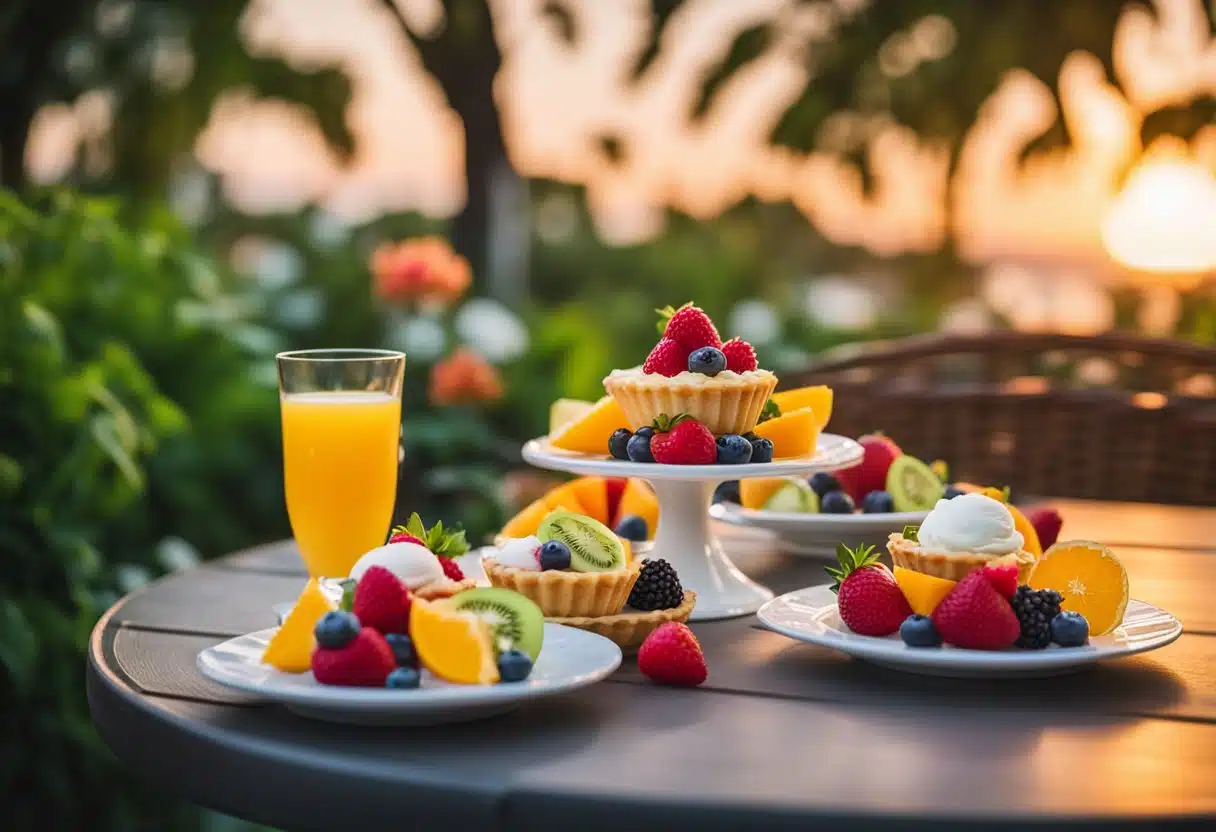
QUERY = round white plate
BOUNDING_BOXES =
[710,501,929,557]
[757,585,1182,679]
[521,432,862,481]
[197,622,622,725]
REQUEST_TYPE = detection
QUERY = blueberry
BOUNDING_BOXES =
[750,436,774,463]
[1050,611,1090,647]
[688,346,727,376]
[626,432,654,462]
[820,490,855,514]
[608,428,633,460]
[614,514,649,541]
[899,614,942,647]
[943,484,966,500]
[715,434,753,464]
[497,648,534,682]
[861,490,895,514]
[314,610,360,649]
[634,426,656,439]
[743,431,758,441]
[809,472,841,498]
[539,540,572,571]
[713,480,741,504]
[384,633,419,668]
[386,666,422,689]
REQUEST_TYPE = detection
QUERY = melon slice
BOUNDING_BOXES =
[616,478,659,538]
[570,476,609,525]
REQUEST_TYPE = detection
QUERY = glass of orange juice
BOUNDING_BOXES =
[277,349,405,579]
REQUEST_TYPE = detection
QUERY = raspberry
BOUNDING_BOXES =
[438,557,465,582]
[311,628,396,687]
[658,303,721,350]
[643,338,689,377]
[628,559,684,611]
[721,337,758,372]
[649,415,716,465]
[637,622,707,687]
[352,566,411,635]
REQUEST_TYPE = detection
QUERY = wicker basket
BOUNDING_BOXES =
[782,333,1216,506]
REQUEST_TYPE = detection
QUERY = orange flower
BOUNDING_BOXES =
[429,347,504,406]
[371,236,471,306]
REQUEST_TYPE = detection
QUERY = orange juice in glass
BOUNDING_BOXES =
[277,349,405,578]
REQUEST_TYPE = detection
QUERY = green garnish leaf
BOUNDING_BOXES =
[758,398,781,423]
[826,542,881,593]
[902,524,919,543]
[338,579,356,612]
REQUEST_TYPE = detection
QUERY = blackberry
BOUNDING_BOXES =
[1011,585,1062,649]
[628,558,684,611]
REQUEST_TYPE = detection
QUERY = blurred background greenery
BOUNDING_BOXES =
[2,0,1215,828]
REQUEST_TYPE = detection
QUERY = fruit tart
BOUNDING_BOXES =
[349,514,477,601]
[603,303,776,436]
[482,511,642,617]
[886,492,1036,583]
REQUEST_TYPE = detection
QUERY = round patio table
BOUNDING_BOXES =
[88,499,1216,831]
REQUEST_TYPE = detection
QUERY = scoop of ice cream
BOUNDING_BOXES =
[349,541,444,588]
[493,536,542,571]
[917,493,1024,555]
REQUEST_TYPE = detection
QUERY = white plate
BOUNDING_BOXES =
[757,585,1182,679]
[521,432,863,481]
[197,622,622,725]
[711,501,929,557]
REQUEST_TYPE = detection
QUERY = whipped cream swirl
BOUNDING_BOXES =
[916,493,1024,555]
[493,536,543,571]
[349,541,444,588]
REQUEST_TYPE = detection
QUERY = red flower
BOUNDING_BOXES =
[371,237,471,307]
[429,348,504,406]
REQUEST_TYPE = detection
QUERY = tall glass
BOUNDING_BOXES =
[277,349,405,578]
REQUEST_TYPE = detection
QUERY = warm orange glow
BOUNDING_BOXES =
[1101,141,1216,274]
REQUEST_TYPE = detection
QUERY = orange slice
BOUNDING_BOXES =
[751,407,819,458]
[739,478,789,510]
[549,396,630,455]
[410,599,500,684]
[569,476,609,525]
[893,567,956,616]
[617,478,659,539]
[543,481,589,516]
[1028,540,1129,635]
[770,385,833,430]
[262,578,335,672]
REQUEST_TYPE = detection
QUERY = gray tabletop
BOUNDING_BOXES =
[88,502,1216,831]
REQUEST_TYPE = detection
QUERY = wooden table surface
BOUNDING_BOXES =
[88,500,1216,831]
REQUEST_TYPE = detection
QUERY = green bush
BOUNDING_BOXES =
[0,191,284,830]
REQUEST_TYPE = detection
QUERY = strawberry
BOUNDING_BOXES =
[311,627,396,686]
[388,530,425,546]
[854,433,903,497]
[932,570,1021,650]
[1027,506,1063,550]
[605,477,627,525]
[438,557,465,581]
[643,337,689,377]
[657,303,722,351]
[826,543,911,636]
[833,462,868,503]
[721,337,758,372]
[982,558,1019,600]
[649,414,716,465]
[637,622,707,686]
[353,566,411,634]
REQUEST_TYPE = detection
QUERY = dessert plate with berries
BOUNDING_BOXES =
[758,533,1182,679]
[710,435,982,556]
[198,620,621,725]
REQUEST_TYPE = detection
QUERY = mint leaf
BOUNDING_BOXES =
[902,524,919,543]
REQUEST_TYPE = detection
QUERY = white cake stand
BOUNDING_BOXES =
[521,434,863,621]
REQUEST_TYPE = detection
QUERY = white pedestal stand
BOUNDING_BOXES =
[521,434,862,621]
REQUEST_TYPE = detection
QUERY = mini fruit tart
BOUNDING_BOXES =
[886,492,1036,583]
[482,511,642,617]
[602,303,777,436]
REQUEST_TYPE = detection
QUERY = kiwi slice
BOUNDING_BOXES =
[886,456,945,512]
[537,511,625,573]
[450,587,545,660]
[763,481,819,514]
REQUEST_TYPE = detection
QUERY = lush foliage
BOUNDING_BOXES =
[0,190,284,830]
